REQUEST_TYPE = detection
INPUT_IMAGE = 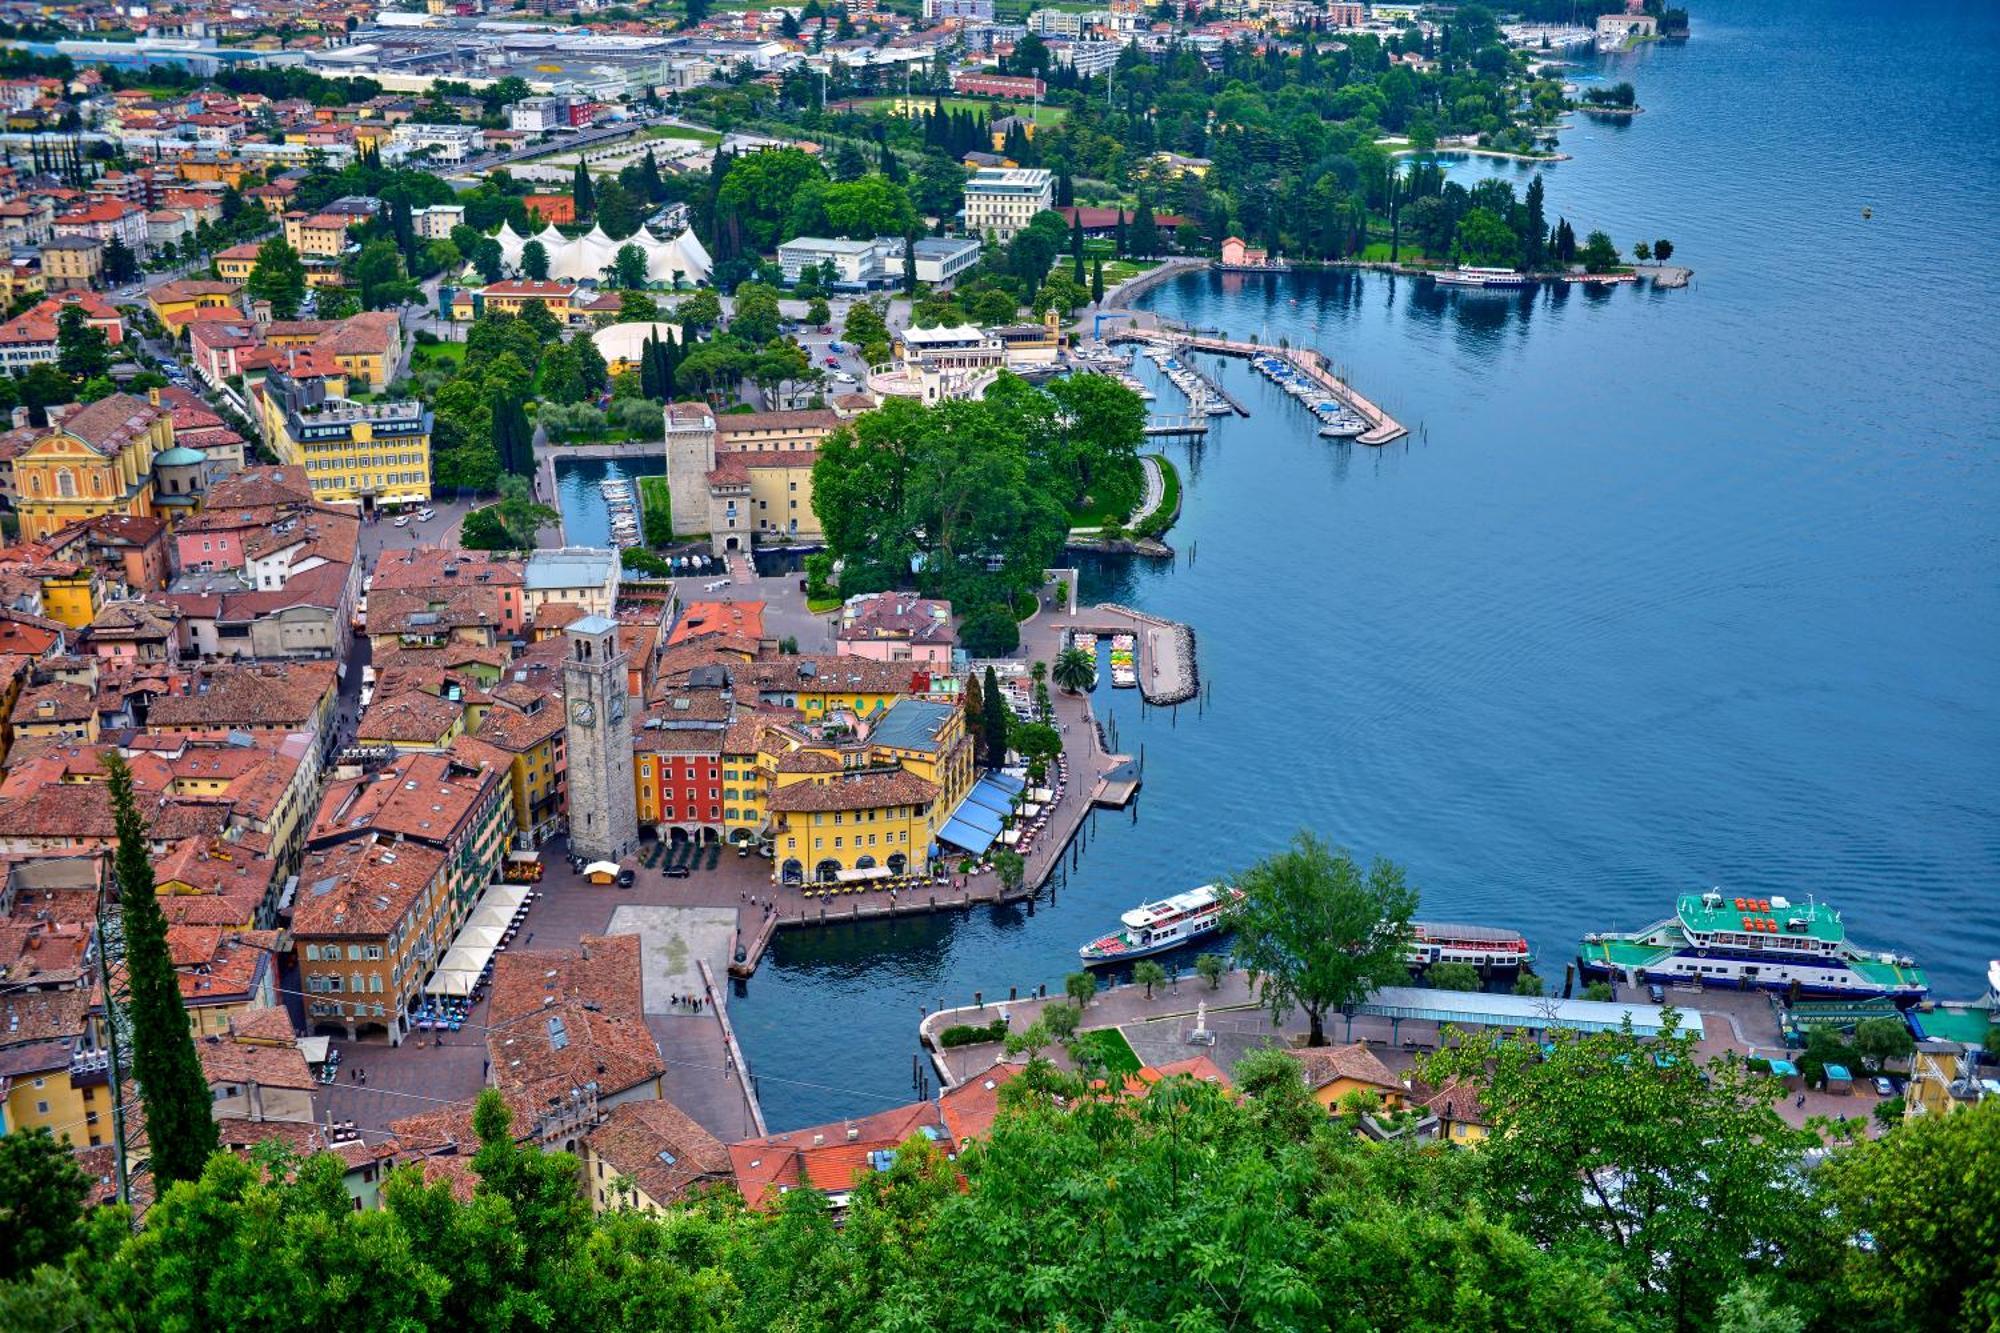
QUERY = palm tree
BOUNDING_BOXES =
[1052,646,1096,694]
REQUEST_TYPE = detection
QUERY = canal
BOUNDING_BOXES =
[727,0,2000,1131]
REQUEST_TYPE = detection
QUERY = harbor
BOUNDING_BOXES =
[1110,329,1408,444]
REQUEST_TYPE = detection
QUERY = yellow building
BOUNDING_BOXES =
[477,279,582,322]
[470,702,568,845]
[10,681,99,743]
[1419,1080,1490,1145]
[0,259,44,306]
[256,368,432,508]
[11,394,165,541]
[283,211,359,259]
[39,236,102,292]
[213,243,261,281]
[580,1099,732,1215]
[147,277,240,328]
[765,698,974,885]
[33,564,100,630]
[0,991,96,1143]
[1297,1044,1408,1116]
[313,311,402,393]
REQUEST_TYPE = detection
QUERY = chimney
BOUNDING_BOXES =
[46,402,80,429]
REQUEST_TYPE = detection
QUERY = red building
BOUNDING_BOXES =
[953,73,1047,100]
[633,731,723,841]
[523,193,577,225]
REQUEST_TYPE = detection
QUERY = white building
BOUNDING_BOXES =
[1052,39,1123,76]
[923,0,994,17]
[879,236,982,288]
[508,96,562,134]
[1028,9,1104,37]
[412,204,465,241]
[962,167,1054,241]
[494,220,713,287]
[387,123,485,165]
[776,237,886,289]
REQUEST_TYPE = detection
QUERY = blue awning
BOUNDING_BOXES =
[963,781,1016,817]
[937,816,997,854]
[984,771,1026,795]
[949,800,1005,836]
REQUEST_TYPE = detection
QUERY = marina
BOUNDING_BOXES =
[1110,330,1407,444]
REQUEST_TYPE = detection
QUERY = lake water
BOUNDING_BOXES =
[731,0,2000,1131]
[551,455,664,549]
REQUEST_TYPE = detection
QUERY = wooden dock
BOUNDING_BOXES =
[1113,331,1407,445]
[1144,414,1209,440]
[1092,756,1143,808]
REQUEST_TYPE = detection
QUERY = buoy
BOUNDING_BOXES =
[1861,206,1873,219]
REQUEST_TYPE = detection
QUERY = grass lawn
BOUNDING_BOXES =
[1360,242,1431,264]
[414,341,466,367]
[806,596,843,614]
[1069,1027,1142,1077]
[848,95,1068,127]
[644,124,723,144]
[637,475,673,542]
[1097,259,1161,286]
[1137,453,1180,538]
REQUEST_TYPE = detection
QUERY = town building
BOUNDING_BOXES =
[293,835,450,1045]
[561,615,638,863]
[9,395,168,542]
[254,367,432,510]
[663,404,838,556]
[962,167,1054,240]
[776,236,885,289]
[836,593,955,665]
[37,237,103,293]
[581,1098,731,1213]
[308,749,513,923]
[879,235,982,288]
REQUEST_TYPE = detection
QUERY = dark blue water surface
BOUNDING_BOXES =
[733,0,2000,1131]
[552,455,665,549]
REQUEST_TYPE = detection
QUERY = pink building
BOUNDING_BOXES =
[835,593,955,666]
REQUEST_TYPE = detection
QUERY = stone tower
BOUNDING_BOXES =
[663,400,718,542]
[561,614,637,864]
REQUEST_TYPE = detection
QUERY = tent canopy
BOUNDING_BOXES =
[423,884,529,997]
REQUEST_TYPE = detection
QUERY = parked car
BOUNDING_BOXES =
[1873,1076,1895,1097]
[393,515,411,528]
[415,507,436,522]
[831,370,857,385]
[823,355,840,368]
[664,865,691,879]
[829,341,846,352]
[1646,983,1665,1004]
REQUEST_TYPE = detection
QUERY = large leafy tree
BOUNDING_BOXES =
[520,238,549,280]
[0,1128,90,1280]
[1819,1096,2000,1331]
[245,234,306,319]
[1422,1012,1838,1331]
[54,303,111,381]
[105,752,218,1187]
[1226,831,1417,1046]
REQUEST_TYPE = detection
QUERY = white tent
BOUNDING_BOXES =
[491,221,713,287]
[424,883,530,997]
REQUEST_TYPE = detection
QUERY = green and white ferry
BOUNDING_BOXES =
[1578,890,1927,1002]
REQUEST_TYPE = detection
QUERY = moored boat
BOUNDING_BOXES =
[1578,890,1927,1002]
[1408,921,1534,972]
[1080,884,1243,964]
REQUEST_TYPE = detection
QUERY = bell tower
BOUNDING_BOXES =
[561,614,638,864]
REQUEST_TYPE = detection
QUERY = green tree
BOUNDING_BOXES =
[593,179,642,240]
[520,238,549,281]
[1132,959,1167,999]
[1130,195,1158,257]
[1583,980,1615,1001]
[990,847,1025,895]
[1425,961,1482,992]
[105,752,217,1186]
[245,234,306,319]
[1226,831,1417,1046]
[571,158,594,218]
[1091,258,1104,305]
[1633,240,1653,262]
[675,288,722,330]
[1452,206,1518,268]
[1195,952,1227,990]
[347,239,413,310]
[1654,238,1674,261]
[1578,229,1621,272]
[0,1128,90,1280]
[55,303,111,380]
[1512,971,1545,996]
[981,664,1010,766]
[609,242,647,291]
[1064,970,1098,1008]
[805,296,830,327]
[1051,645,1096,693]
[1854,1016,1914,1073]
[1423,1011,1832,1331]
[472,235,504,283]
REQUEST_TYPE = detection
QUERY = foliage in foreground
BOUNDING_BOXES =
[6,1047,1995,1332]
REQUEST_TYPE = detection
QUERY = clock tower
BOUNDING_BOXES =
[561,614,638,865]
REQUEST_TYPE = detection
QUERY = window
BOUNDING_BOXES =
[348,944,362,961]
[365,945,383,961]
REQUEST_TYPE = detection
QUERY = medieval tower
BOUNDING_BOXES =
[562,615,638,864]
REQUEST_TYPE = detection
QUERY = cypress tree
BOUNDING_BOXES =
[903,232,918,296]
[964,670,987,766]
[1131,196,1157,258]
[1114,207,1127,258]
[982,666,1010,770]
[107,753,217,1187]
[572,158,595,218]
[1092,258,1104,305]
[639,330,660,399]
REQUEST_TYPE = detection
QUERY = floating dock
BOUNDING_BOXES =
[1113,332,1407,445]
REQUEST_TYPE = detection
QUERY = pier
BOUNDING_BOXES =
[1143,414,1209,440]
[1112,331,1407,444]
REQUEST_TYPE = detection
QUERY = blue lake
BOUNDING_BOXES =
[731,0,2000,1131]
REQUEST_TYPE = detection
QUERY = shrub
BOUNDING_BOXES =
[959,603,1020,657]
[938,1017,1009,1048]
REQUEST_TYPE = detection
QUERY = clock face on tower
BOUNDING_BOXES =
[570,698,596,728]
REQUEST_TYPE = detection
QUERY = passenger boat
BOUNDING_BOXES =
[1079,884,1243,964]
[1433,265,1529,288]
[1578,890,1928,1002]
[1408,921,1534,972]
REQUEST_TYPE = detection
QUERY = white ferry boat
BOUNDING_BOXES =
[1579,890,1928,1001]
[1433,265,1529,288]
[1079,884,1244,964]
[1409,921,1534,972]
